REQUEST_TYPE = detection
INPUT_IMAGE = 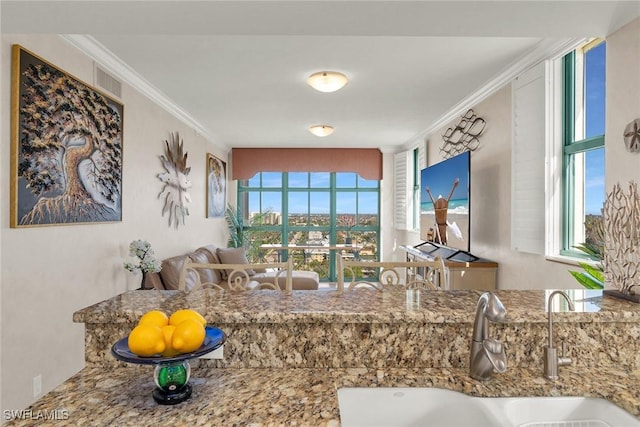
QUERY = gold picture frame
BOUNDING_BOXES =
[11,45,124,227]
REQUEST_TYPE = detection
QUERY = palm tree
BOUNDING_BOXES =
[224,205,277,262]
[569,214,604,289]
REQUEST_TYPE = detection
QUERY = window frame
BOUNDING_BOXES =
[412,147,420,231]
[237,171,380,281]
[560,41,606,258]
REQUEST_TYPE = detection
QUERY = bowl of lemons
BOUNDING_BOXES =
[111,309,225,405]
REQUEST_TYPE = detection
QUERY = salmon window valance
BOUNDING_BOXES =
[231,148,383,181]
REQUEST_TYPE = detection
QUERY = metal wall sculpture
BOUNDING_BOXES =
[623,118,640,153]
[158,132,191,228]
[440,109,486,159]
[603,181,640,297]
[10,45,123,227]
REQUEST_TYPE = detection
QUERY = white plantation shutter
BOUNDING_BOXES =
[394,151,409,230]
[511,62,546,254]
[417,143,426,171]
[395,143,425,231]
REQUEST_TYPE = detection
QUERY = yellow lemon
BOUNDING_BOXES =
[138,310,169,328]
[128,324,165,357]
[171,319,206,353]
[160,325,180,357]
[169,309,207,327]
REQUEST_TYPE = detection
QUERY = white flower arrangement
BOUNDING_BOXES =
[123,240,162,275]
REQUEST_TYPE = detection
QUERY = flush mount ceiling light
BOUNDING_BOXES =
[307,71,348,93]
[309,125,335,137]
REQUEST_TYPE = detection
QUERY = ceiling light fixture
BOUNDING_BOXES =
[307,71,348,93]
[309,125,335,137]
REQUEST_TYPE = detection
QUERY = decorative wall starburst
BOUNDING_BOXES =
[157,132,191,228]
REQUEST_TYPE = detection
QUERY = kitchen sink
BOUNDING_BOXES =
[337,387,640,427]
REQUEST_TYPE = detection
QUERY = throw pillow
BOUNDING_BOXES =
[216,247,256,277]
[160,255,195,291]
[189,249,221,285]
[198,245,227,280]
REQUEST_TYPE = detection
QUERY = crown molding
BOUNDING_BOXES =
[378,146,398,154]
[402,37,586,150]
[61,34,584,155]
[60,34,224,149]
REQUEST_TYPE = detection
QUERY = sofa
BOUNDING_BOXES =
[144,244,320,291]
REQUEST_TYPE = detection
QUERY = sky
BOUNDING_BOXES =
[420,151,470,206]
[247,172,378,215]
[584,42,606,216]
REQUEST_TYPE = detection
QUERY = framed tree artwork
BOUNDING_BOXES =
[206,153,226,218]
[10,45,124,227]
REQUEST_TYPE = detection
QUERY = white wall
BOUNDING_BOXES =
[0,6,4,417]
[0,35,229,413]
[606,18,640,189]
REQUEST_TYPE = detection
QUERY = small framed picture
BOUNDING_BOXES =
[206,153,226,218]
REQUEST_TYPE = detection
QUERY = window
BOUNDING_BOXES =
[561,39,606,257]
[237,172,380,281]
[412,148,421,231]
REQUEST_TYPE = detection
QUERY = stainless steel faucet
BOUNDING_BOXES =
[544,290,575,380]
[470,292,507,381]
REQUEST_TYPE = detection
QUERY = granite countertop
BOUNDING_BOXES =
[8,364,640,426]
[16,288,640,425]
[73,288,640,325]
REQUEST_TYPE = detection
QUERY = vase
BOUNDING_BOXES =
[153,361,191,404]
[139,271,147,290]
[345,237,352,246]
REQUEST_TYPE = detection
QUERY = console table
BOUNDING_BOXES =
[400,244,498,290]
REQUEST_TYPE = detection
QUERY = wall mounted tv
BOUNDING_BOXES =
[420,150,470,252]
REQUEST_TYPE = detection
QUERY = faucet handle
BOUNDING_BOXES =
[558,339,572,366]
[482,338,507,373]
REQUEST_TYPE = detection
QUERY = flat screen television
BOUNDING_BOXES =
[420,151,470,252]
